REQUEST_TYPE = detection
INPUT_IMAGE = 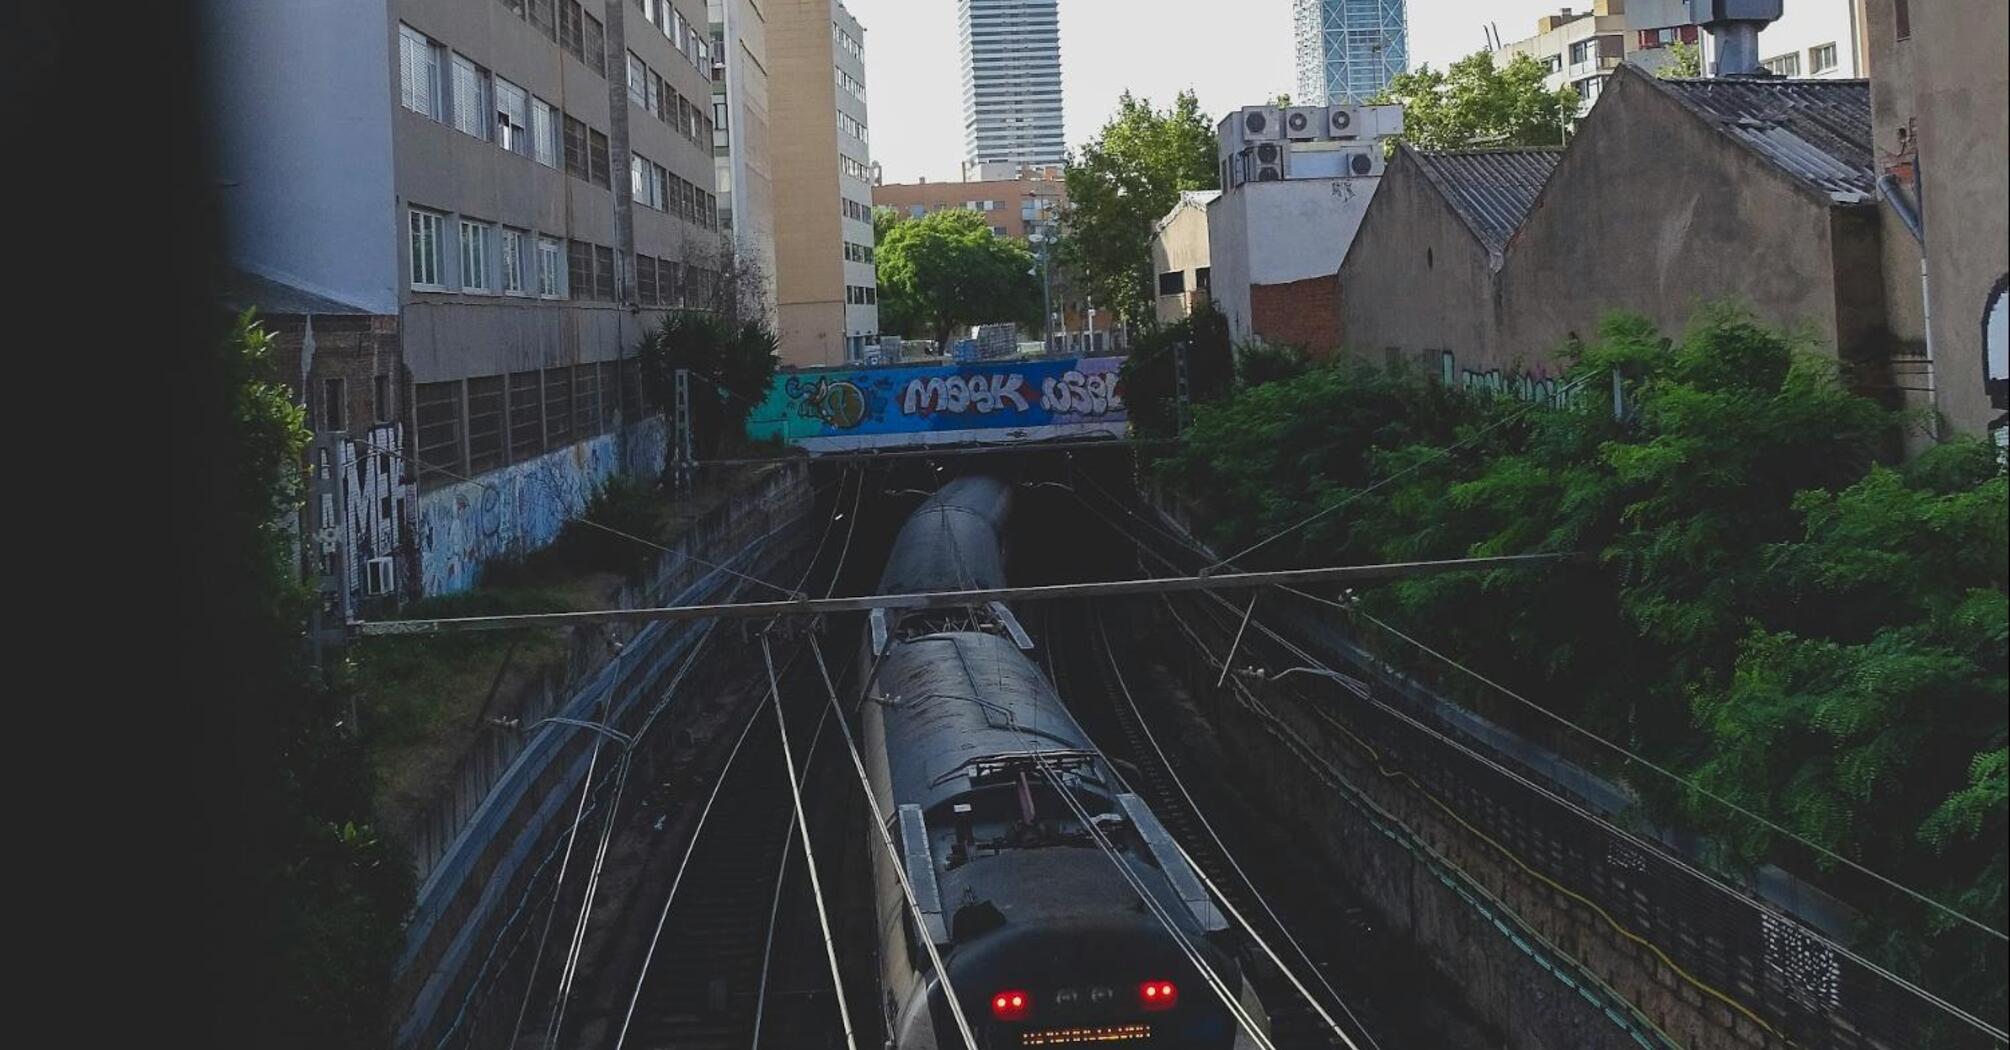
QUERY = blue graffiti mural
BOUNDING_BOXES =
[747,356,1126,451]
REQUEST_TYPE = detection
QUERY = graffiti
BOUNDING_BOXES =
[1440,350,1585,409]
[903,372,1031,416]
[417,418,667,597]
[336,423,413,601]
[748,356,1128,451]
[1040,369,1121,416]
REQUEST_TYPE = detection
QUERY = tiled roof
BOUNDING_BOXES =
[1646,73,1875,204]
[219,268,376,317]
[1410,147,1563,254]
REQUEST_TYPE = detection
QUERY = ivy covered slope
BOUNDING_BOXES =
[1166,308,2007,997]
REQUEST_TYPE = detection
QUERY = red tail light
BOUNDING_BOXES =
[992,989,1031,1021]
[1139,980,1178,1011]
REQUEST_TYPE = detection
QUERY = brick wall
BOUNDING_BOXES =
[1249,274,1341,353]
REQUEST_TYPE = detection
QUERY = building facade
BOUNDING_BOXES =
[958,0,1065,167]
[1293,0,1408,105]
[207,0,727,602]
[769,0,879,366]
[871,164,1066,241]
[712,0,777,320]
[1862,0,2008,444]
[1500,2,1698,115]
[1151,191,1220,324]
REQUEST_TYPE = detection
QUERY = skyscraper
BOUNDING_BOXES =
[958,0,1065,168]
[1294,0,1409,104]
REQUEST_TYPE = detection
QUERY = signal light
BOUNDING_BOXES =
[992,989,1030,1021]
[1139,980,1178,1011]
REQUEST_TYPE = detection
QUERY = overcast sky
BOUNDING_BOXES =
[843,0,1562,183]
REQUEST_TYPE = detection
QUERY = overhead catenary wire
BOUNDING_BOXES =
[1089,610,1380,1050]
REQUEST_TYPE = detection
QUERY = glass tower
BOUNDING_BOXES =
[1293,0,1409,105]
[958,0,1065,167]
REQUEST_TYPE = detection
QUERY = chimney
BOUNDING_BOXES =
[1688,0,1783,76]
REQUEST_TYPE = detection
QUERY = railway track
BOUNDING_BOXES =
[1036,597,1385,1050]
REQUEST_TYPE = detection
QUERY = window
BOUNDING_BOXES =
[451,54,490,139]
[568,241,593,299]
[563,115,587,178]
[599,362,620,424]
[636,255,658,304]
[374,374,391,422]
[839,112,869,144]
[1195,267,1211,294]
[560,1,583,60]
[1761,52,1801,76]
[594,245,616,300]
[530,0,556,39]
[589,129,611,188]
[631,152,648,203]
[500,228,526,294]
[532,98,559,166]
[582,12,605,77]
[661,257,683,306]
[621,359,643,421]
[459,220,493,292]
[508,371,544,460]
[537,236,565,297]
[496,77,529,154]
[628,53,649,108]
[544,366,575,447]
[575,364,602,436]
[399,26,442,119]
[466,375,507,475]
[1809,43,1838,74]
[413,381,464,488]
[1894,0,1910,40]
[1569,39,1594,64]
[1158,272,1186,296]
[409,207,445,289]
[321,377,347,432]
[908,204,925,219]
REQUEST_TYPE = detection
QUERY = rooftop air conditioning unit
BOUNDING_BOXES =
[1250,142,1287,181]
[1327,105,1362,138]
[1366,104,1406,138]
[1338,144,1385,178]
[1284,105,1327,139]
[1225,153,1246,187]
[1239,106,1285,140]
[365,556,397,596]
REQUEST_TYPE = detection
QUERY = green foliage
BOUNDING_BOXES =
[1233,339,1312,389]
[638,309,780,459]
[1370,50,1579,150]
[1162,306,2008,1004]
[1120,300,1234,441]
[874,208,1041,346]
[1659,41,1703,78]
[1059,90,1219,328]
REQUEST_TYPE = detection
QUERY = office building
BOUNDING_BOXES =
[1293,0,1409,105]
[771,0,880,365]
[958,0,1065,167]
[712,0,778,321]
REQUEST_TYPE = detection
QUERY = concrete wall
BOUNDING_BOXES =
[1207,176,1380,343]
[1150,204,1213,324]
[1866,0,2009,440]
[717,0,777,321]
[204,0,400,313]
[1334,149,1501,374]
[1499,70,1866,367]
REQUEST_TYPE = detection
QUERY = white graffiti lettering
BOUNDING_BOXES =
[901,372,1031,416]
[1040,370,1123,416]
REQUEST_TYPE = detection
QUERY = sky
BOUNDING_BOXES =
[843,0,1562,184]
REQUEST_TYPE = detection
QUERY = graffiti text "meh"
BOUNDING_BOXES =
[902,373,1030,415]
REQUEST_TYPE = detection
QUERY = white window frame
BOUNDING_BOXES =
[450,54,488,139]
[1809,42,1838,74]
[495,77,530,154]
[459,219,494,293]
[536,236,566,298]
[627,52,648,108]
[399,26,443,120]
[500,228,527,295]
[409,207,446,290]
[631,152,649,204]
[531,98,559,167]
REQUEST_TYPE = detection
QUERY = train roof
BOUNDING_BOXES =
[876,631,1105,815]
[877,476,1013,596]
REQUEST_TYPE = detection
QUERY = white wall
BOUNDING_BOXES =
[1207,175,1380,340]
[203,0,400,313]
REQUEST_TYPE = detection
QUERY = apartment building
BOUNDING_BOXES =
[770,0,880,366]
[712,0,778,319]
[1500,2,1699,114]
[872,164,1067,241]
[207,0,726,602]
[958,0,1065,167]
[1293,0,1409,105]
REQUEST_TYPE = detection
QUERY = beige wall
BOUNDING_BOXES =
[1865,0,2009,440]
[1500,69,1871,368]
[1150,204,1213,323]
[1333,148,1501,377]
[769,0,845,366]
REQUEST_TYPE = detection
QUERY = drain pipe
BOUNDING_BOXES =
[1878,171,1938,434]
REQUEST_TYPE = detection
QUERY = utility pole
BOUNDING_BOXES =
[671,367,696,492]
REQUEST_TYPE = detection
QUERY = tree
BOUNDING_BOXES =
[1059,90,1219,329]
[874,208,1040,347]
[1370,50,1579,150]
[638,309,780,460]
[871,206,922,339]
[1659,41,1703,78]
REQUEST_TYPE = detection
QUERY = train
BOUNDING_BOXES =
[857,475,1270,1048]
